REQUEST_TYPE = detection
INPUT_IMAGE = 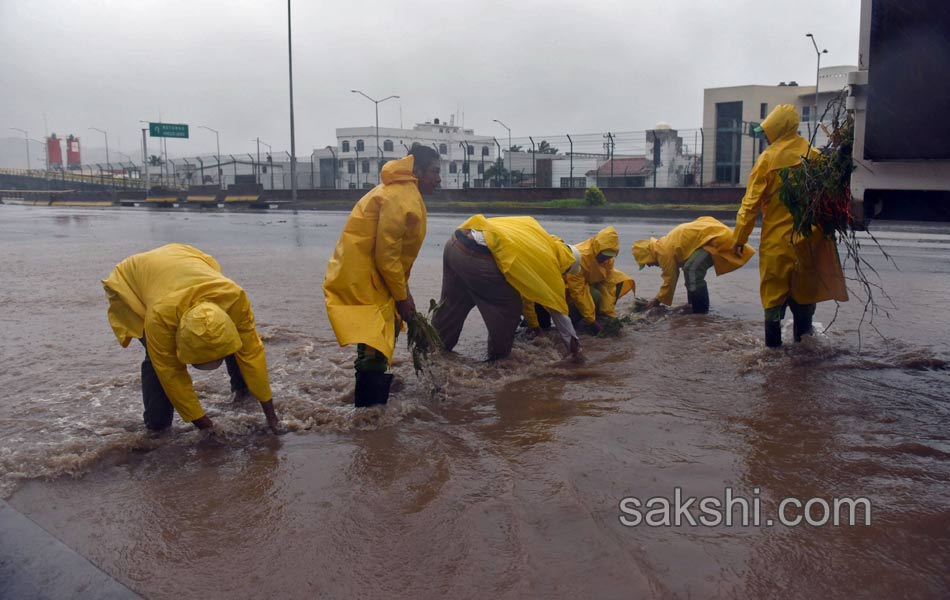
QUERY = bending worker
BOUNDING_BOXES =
[632,216,754,313]
[102,243,279,433]
[732,104,847,347]
[565,225,635,333]
[323,144,441,407]
[432,214,582,360]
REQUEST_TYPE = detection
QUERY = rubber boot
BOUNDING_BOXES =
[793,313,813,342]
[690,288,710,314]
[354,372,394,407]
[764,320,782,348]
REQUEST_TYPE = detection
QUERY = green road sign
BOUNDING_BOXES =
[149,122,189,138]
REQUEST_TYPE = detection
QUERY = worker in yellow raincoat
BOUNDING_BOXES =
[102,243,279,433]
[432,215,582,360]
[323,145,441,407]
[732,104,848,347]
[564,225,635,333]
[632,216,754,313]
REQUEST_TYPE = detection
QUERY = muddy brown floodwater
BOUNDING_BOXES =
[1,205,948,599]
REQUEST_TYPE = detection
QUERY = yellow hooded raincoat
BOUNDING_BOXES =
[566,226,635,323]
[458,215,575,317]
[733,104,848,309]
[102,243,272,423]
[633,217,754,306]
[323,155,427,361]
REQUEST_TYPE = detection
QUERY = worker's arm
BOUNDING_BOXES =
[565,272,597,324]
[733,155,770,253]
[144,308,206,426]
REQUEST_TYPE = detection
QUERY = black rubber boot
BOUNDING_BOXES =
[764,321,782,348]
[354,372,394,407]
[793,313,813,342]
[690,288,710,314]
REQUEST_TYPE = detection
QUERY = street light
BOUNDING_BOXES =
[325,145,337,189]
[493,119,511,187]
[351,90,399,184]
[198,125,221,188]
[259,140,273,190]
[11,128,30,171]
[287,0,297,202]
[805,33,828,141]
[89,127,110,168]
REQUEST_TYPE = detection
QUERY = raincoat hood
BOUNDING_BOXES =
[760,104,800,144]
[381,155,419,186]
[632,238,658,268]
[591,226,620,257]
[175,302,242,365]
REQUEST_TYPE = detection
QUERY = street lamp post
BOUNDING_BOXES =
[351,90,399,184]
[11,128,30,171]
[493,120,511,187]
[326,145,337,189]
[259,140,273,190]
[805,33,828,142]
[287,0,297,202]
[198,125,221,189]
[89,127,110,168]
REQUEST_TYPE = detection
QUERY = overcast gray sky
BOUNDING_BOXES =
[0,0,860,161]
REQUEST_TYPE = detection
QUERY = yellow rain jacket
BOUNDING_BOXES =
[733,104,848,309]
[633,217,754,306]
[459,215,575,318]
[566,226,635,323]
[323,155,427,360]
[102,244,272,423]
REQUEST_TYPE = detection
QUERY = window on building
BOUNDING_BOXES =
[467,145,474,156]
[449,162,457,174]
[801,106,811,123]
[362,160,369,173]
[482,146,490,156]
[439,143,447,155]
[383,139,393,152]
[760,103,768,119]
[714,101,743,184]
[356,139,365,152]
[347,161,355,174]
[342,140,350,153]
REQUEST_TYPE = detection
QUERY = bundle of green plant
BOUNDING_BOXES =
[406,299,444,375]
[778,91,895,343]
[631,297,651,312]
[597,315,632,337]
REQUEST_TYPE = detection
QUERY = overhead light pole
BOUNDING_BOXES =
[351,90,399,184]
[11,128,30,171]
[198,125,221,188]
[287,0,297,202]
[493,119,511,187]
[89,127,110,168]
[805,33,828,140]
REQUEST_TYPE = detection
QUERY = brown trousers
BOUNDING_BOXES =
[432,236,523,360]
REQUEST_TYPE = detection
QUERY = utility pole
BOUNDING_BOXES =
[493,119,511,187]
[141,128,149,198]
[11,128,30,171]
[806,33,828,145]
[288,0,298,202]
[567,134,573,188]
[351,90,399,184]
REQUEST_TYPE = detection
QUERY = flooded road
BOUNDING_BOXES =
[1,205,948,599]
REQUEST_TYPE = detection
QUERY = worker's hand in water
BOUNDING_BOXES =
[644,298,660,311]
[528,327,545,340]
[231,388,250,403]
[396,294,416,323]
[569,336,581,355]
[590,319,604,335]
[259,400,283,435]
[733,243,745,258]
[192,415,214,431]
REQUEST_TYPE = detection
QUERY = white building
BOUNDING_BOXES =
[335,116,497,189]
[701,65,855,186]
